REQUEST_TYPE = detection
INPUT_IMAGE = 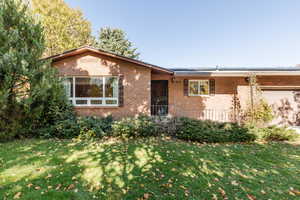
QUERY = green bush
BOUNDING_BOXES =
[41,115,113,139]
[175,117,255,143]
[243,99,274,127]
[77,116,113,139]
[112,115,158,138]
[249,125,298,141]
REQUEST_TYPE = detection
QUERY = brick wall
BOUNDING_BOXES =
[152,74,300,121]
[53,52,151,118]
[151,74,246,120]
[53,53,300,122]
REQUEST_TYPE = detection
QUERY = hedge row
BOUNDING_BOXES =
[20,115,297,143]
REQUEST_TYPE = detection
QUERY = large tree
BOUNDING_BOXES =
[95,27,140,59]
[0,0,72,140]
[31,0,93,56]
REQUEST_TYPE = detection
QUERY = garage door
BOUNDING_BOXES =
[261,90,300,126]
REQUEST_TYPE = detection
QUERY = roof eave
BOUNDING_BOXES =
[174,71,300,77]
[43,46,174,75]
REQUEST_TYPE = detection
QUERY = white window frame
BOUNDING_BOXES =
[64,76,119,107]
[188,80,210,96]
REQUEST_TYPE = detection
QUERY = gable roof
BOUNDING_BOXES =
[45,46,300,76]
[44,46,173,74]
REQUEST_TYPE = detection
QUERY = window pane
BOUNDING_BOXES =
[91,100,102,105]
[189,81,199,95]
[199,80,209,95]
[76,100,88,105]
[106,100,118,105]
[105,77,118,98]
[63,78,73,97]
[75,77,103,97]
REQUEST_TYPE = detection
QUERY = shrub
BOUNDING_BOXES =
[77,116,113,139]
[175,117,255,143]
[41,115,113,139]
[249,125,299,141]
[151,116,178,135]
[41,116,79,138]
[112,115,158,138]
[243,99,274,127]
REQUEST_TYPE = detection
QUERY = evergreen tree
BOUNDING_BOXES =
[96,27,140,59]
[31,0,93,56]
[0,0,72,140]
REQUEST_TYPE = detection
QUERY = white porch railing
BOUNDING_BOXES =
[151,105,236,122]
[175,109,235,122]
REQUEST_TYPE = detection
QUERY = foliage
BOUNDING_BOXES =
[248,125,299,141]
[175,117,256,143]
[243,99,274,126]
[31,0,93,56]
[0,0,73,141]
[242,74,274,126]
[112,115,158,138]
[151,116,178,135]
[1,138,300,199]
[95,27,140,59]
[77,116,113,139]
[42,115,114,139]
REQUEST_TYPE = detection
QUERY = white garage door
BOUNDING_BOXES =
[262,90,300,126]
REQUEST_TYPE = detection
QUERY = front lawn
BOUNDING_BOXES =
[1,138,300,199]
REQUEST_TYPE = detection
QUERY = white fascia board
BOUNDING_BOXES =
[174,71,300,77]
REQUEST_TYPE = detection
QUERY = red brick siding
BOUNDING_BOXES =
[53,52,151,118]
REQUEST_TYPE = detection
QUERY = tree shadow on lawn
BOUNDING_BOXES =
[0,138,300,200]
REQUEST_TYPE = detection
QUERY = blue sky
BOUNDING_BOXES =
[65,0,300,69]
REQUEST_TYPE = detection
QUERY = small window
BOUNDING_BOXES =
[63,77,73,97]
[188,80,209,96]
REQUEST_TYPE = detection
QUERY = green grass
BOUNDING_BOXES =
[1,138,300,199]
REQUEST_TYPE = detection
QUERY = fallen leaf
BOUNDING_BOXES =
[184,190,189,197]
[56,184,61,190]
[95,185,101,190]
[13,192,21,199]
[67,184,75,190]
[289,189,300,196]
[231,180,239,186]
[35,186,41,190]
[212,193,218,200]
[289,190,296,196]
[143,193,150,199]
[218,187,228,200]
[247,194,256,200]
[45,174,52,179]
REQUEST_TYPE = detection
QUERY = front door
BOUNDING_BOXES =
[151,80,168,115]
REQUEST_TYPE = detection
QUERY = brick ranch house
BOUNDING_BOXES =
[47,46,300,127]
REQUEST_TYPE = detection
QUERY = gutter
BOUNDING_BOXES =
[174,71,300,77]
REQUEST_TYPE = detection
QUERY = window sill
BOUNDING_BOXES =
[74,106,120,109]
